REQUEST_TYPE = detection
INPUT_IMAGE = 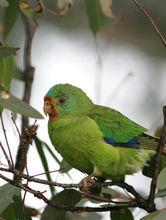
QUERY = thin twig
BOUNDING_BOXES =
[22,164,30,219]
[29,169,60,178]
[11,113,21,139]
[148,106,166,204]
[131,0,166,48]
[80,191,133,204]
[0,115,14,167]
[0,142,11,167]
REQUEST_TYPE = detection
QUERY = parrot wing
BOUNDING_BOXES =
[89,105,159,150]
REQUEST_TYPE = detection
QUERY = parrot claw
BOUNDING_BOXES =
[79,175,96,192]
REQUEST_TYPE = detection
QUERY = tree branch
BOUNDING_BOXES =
[148,106,166,204]
[14,14,37,180]
[131,0,166,48]
[14,124,37,181]
[0,166,153,212]
[0,172,138,212]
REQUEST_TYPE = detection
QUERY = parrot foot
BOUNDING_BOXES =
[79,175,96,192]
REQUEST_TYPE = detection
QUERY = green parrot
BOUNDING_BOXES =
[44,84,164,183]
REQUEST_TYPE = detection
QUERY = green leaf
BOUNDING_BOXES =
[0,183,20,213]
[34,137,55,196]
[110,208,134,220]
[3,0,20,39]
[155,189,166,198]
[41,189,81,220]
[67,212,102,220]
[0,46,18,59]
[13,195,32,220]
[0,85,44,119]
[43,142,61,165]
[102,187,131,201]
[142,154,166,178]
[42,142,72,178]
[157,167,166,190]
[0,0,9,7]
[85,0,109,35]
[0,45,14,112]
[2,195,32,220]
[60,159,72,173]
[13,67,24,81]
[1,203,16,220]
[141,208,166,220]
[20,0,44,20]
[0,48,14,90]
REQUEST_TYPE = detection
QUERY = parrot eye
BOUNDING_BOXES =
[58,96,66,105]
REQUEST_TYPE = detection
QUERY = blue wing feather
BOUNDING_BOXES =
[104,137,140,148]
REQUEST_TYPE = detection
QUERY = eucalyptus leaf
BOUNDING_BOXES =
[110,208,134,220]
[0,183,20,213]
[43,141,61,165]
[0,85,43,119]
[2,195,32,220]
[1,203,16,220]
[155,189,166,198]
[0,46,18,59]
[141,208,166,220]
[157,167,166,190]
[34,137,55,195]
[142,154,166,178]
[60,159,72,173]
[0,45,14,111]
[85,0,109,35]
[13,67,24,81]
[102,187,130,201]
[67,212,102,220]
[41,189,81,220]
[3,0,20,39]
[20,0,44,20]
[13,195,32,220]
[0,47,14,90]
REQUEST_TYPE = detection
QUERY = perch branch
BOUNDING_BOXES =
[0,166,152,212]
[131,0,166,48]
[0,172,138,212]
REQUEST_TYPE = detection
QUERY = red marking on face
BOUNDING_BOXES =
[44,96,58,121]
[44,96,52,102]
[50,104,58,120]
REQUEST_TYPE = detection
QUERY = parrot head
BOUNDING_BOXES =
[44,84,93,120]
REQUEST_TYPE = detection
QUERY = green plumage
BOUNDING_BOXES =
[45,84,158,181]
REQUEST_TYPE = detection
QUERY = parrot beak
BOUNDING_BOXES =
[43,104,49,116]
